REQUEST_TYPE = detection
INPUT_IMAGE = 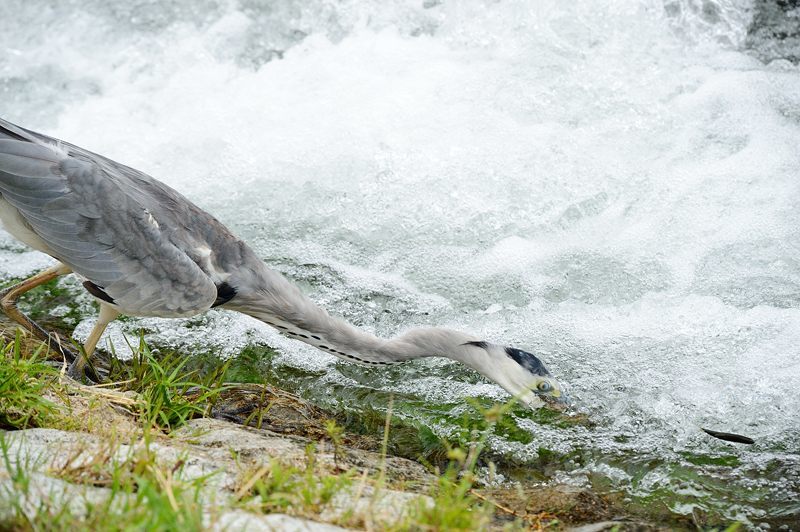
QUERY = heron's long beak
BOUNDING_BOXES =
[541,389,570,409]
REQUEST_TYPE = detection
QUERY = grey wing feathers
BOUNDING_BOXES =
[0,121,217,317]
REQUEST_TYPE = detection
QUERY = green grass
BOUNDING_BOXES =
[233,396,502,530]
[237,445,356,519]
[107,335,229,432]
[0,428,208,531]
[0,329,229,436]
[400,454,493,531]
[393,403,517,530]
[0,331,503,531]
[0,331,60,430]
[0,332,222,530]
[0,332,227,529]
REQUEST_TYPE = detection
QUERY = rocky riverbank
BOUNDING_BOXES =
[0,323,687,531]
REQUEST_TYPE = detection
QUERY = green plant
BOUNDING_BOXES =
[406,460,492,531]
[396,401,522,530]
[109,335,229,431]
[0,332,60,430]
[0,430,210,531]
[325,419,346,469]
[237,445,354,520]
[0,431,32,494]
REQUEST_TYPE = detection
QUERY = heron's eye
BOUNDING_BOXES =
[537,381,552,392]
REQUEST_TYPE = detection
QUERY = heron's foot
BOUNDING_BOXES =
[65,353,102,384]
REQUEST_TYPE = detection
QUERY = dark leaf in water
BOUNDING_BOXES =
[702,428,755,445]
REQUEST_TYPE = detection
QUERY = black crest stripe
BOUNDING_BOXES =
[504,347,551,377]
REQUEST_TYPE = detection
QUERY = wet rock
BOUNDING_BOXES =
[746,0,800,64]
[173,417,430,483]
[0,427,236,494]
[0,417,431,529]
[213,511,348,532]
[0,469,347,532]
[321,485,430,527]
[0,472,111,523]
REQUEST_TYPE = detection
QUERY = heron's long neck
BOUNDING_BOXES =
[229,265,483,368]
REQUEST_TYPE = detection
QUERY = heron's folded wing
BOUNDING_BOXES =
[0,138,217,317]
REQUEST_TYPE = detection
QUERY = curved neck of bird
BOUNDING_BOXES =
[229,266,488,371]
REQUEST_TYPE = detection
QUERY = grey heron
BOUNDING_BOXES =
[0,117,564,409]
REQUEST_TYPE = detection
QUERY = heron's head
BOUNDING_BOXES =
[463,341,566,409]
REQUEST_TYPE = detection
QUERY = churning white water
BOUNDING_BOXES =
[1,0,799,525]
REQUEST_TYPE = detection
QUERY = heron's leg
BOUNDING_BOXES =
[67,304,120,382]
[0,263,75,358]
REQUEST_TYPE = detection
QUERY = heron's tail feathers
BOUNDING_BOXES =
[0,119,67,193]
[0,118,70,166]
[0,117,37,143]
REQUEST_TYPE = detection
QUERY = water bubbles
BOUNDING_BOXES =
[694,240,800,309]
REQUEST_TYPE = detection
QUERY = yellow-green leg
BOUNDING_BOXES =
[67,304,120,381]
[0,263,76,360]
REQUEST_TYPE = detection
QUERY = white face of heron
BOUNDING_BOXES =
[463,342,566,409]
[515,373,565,409]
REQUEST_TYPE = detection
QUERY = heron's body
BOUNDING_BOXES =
[0,117,563,408]
[0,118,247,318]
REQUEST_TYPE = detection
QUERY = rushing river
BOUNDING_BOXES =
[1,0,799,527]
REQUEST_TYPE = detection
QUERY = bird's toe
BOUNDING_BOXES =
[65,356,102,385]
